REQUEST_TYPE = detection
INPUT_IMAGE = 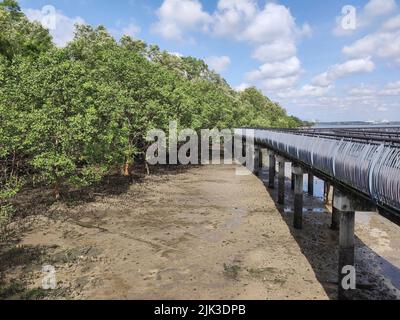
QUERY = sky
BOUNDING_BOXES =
[19,0,400,122]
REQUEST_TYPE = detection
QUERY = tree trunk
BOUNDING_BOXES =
[123,161,130,177]
[54,180,60,200]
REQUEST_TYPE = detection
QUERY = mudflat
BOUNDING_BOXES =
[1,163,399,300]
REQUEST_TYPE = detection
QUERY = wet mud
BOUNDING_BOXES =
[1,162,399,300]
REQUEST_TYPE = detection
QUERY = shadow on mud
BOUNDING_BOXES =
[259,169,400,300]
[7,163,200,218]
[0,163,200,299]
[0,244,52,300]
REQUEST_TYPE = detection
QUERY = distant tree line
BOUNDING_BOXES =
[0,0,302,213]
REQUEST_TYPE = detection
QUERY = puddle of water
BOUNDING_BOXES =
[198,207,248,243]
[283,207,328,214]
[311,178,325,199]
[261,165,326,200]
[223,208,247,229]
[355,211,400,297]
[261,162,400,298]
[308,207,327,213]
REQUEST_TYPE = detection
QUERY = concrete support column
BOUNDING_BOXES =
[324,182,333,204]
[258,147,263,172]
[308,173,314,196]
[260,148,268,169]
[331,207,341,231]
[331,190,340,230]
[254,145,260,176]
[292,164,304,229]
[259,148,268,182]
[328,186,334,205]
[334,189,356,300]
[291,172,295,191]
[277,156,286,205]
[268,151,276,189]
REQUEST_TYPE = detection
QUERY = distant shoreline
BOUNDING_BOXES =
[313,122,400,128]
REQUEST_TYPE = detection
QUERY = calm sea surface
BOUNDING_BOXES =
[313,124,400,129]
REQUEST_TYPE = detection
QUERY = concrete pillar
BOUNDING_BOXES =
[254,145,260,176]
[324,182,333,204]
[328,185,334,205]
[291,172,295,191]
[334,189,356,300]
[260,148,268,169]
[331,190,340,230]
[292,165,304,229]
[259,148,268,182]
[308,173,314,196]
[331,207,341,231]
[268,151,276,189]
[277,156,286,205]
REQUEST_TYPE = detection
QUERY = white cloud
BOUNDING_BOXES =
[153,1,311,93]
[332,15,353,37]
[246,57,301,81]
[234,82,251,91]
[24,8,85,47]
[111,22,141,40]
[297,23,313,38]
[312,58,375,87]
[377,106,389,112]
[277,58,375,102]
[348,84,377,96]
[221,2,310,92]
[261,75,299,91]
[278,84,333,98]
[364,0,397,18]
[240,3,297,44]
[205,56,231,72]
[333,0,397,37]
[169,51,184,58]
[251,40,297,62]
[121,23,141,38]
[152,0,211,41]
[383,15,400,30]
[212,1,311,43]
[212,0,257,37]
[279,79,400,122]
[343,27,400,65]
[379,81,400,95]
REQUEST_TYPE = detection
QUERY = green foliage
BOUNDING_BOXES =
[0,1,302,204]
[0,0,22,19]
[0,0,52,60]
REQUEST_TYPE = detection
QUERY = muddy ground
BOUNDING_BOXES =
[1,161,400,300]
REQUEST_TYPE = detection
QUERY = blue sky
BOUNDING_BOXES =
[20,0,400,122]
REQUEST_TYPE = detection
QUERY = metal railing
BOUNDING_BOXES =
[236,128,400,212]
